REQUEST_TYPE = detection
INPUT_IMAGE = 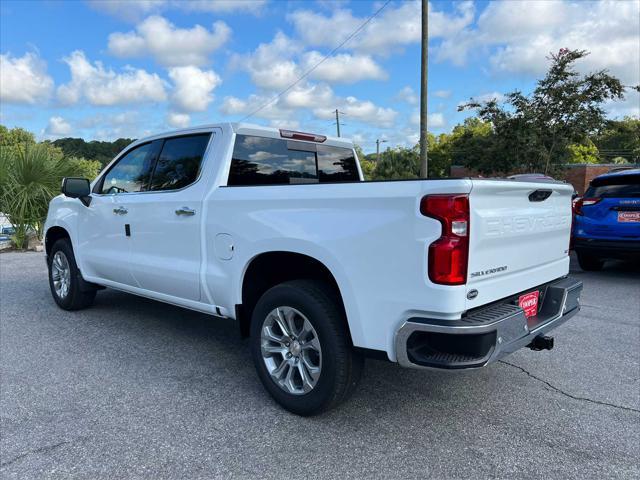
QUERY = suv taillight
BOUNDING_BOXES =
[420,194,469,285]
[574,197,601,216]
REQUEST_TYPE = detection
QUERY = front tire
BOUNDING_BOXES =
[577,252,604,271]
[250,280,363,416]
[48,238,96,310]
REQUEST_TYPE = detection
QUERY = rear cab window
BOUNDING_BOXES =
[228,134,360,186]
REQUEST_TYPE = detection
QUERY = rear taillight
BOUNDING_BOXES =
[420,194,469,285]
[574,197,601,216]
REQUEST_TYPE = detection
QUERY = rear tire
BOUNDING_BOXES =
[577,252,604,271]
[250,280,363,416]
[48,238,96,310]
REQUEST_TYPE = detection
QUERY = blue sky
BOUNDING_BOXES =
[1,0,638,152]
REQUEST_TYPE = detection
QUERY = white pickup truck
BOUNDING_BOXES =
[44,123,582,415]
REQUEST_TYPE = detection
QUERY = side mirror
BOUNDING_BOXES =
[61,177,91,206]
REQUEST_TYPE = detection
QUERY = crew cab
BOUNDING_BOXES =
[44,123,582,415]
[573,168,640,270]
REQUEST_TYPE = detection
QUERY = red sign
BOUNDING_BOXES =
[618,212,640,223]
[518,291,540,319]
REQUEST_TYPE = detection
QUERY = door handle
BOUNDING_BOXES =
[175,207,196,216]
[113,206,128,215]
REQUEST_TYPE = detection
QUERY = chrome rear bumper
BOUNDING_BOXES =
[395,277,583,370]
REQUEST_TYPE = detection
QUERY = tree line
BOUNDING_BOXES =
[359,49,639,180]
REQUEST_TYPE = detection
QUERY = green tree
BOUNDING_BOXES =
[52,136,134,166]
[0,130,102,248]
[460,49,627,174]
[0,125,36,147]
[444,118,497,174]
[567,141,600,164]
[373,146,419,180]
[351,144,374,180]
[593,117,640,163]
[68,157,102,180]
[1,144,74,246]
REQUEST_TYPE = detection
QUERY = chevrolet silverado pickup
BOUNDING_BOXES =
[44,123,582,415]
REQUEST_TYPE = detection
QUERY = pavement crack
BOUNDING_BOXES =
[499,360,640,414]
[1,440,73,469]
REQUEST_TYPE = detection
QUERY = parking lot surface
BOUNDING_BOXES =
[1,252,638,479]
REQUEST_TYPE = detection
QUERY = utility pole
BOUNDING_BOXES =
[419,0,428,178]
[376,138,387,162]
[335,109,341,137]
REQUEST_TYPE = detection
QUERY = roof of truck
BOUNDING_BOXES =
[135,122,354,149]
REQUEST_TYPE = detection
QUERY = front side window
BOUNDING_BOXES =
[228,135,359,186]
[149,134,211,191]
[99,143,154,194]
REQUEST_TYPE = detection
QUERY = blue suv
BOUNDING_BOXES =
[573,168,640,270]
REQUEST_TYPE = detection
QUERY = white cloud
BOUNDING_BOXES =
[45,116,73,136]
[221,94,291,121]
[87,0,166,21]
[75,111,148,140]
[605,90,640,119]
[231,32,302,90]
[57,51,167,106]
[433,90,451,99]
[176,0,267,14]
[282,83,334,109]
[108,15,231,66]
[222,83,398,129]
[410,111,446,129]
[302,52,387,84]
[166,112,190,128]
[268,118,300,130]
[436,0,640,85]
[233,31,388,93]
[472,91,505,104]
[0,52,54,104]
[168,66,221,112]
[428,113,446,128]
[395,86,418,105]
[314,95,398,128]
[88,0,264,20]
[288,2,475,56]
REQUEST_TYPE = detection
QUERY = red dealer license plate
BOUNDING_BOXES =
[618,212,640,223]
[518,291,540,319]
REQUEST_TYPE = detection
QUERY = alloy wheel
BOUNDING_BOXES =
[260,306,322,395]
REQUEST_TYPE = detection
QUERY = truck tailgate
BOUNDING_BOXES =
[466,179,574,309]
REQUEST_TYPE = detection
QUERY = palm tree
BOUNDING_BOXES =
[1,143,77,248]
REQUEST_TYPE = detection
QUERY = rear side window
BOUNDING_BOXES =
[585,174,640,198]
[228,134,359,186]
[149,133,211,191]
[317,145,359,182]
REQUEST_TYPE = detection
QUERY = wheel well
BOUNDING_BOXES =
[45,227,70,256]
[239,252,349,339]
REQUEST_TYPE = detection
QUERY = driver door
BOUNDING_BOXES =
[78,141,159,287]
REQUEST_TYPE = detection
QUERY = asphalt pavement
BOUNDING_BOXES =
[1,251,638,479]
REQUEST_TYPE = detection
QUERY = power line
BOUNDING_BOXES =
[240,0,392,122]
